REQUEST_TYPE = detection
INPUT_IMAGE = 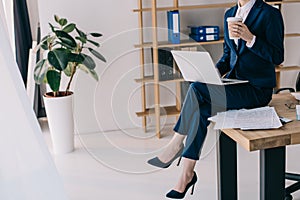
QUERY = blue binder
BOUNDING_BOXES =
[188,25,219,35]
[189,33,219,42]
[167,10,180,44]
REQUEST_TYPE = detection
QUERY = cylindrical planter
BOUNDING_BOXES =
[43,91,74,154]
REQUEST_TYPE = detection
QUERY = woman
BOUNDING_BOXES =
[147,0,284,198]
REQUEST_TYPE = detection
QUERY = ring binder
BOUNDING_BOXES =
[167,10,180,44]
[188,25,220,42]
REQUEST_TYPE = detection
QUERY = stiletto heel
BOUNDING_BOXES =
[176,156,182,166]
[147,143,184,169]
[190,184,195,195]
[166,171,198,199]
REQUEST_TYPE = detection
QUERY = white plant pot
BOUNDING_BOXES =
[43,92,74,154]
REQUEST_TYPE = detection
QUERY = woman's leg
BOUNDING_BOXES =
[173,158,196,192]
[156,132,185,163]
[178,82,273,160]
[149,82,272,168]
[167,83,273,195]
[149,83,219,166]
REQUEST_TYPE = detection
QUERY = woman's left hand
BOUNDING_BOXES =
[235,22,254,43]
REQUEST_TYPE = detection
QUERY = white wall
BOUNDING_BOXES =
[36,0,300,134]
[0,6,67,198]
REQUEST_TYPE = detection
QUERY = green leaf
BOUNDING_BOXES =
[69,53,84,63]
[34,59,47,84]
[47,35,55,43]
[75,36,87,44]
[41,43,48,50]
[63,63,73,77]
[78,64,98,81]
[87,39,100,47]
[48,48,71,71]
[58,18,68,26]
[34,35,49,52]
[89,69,99,81]
[46,70,61,92]
[81,54,96,69]
[78,64,89,73]
[55,30,77,48]
[54,15,60,23]
[41,35,50,43]
[88,48,106,62]
[75,27,86,38]
[49,23,56,32]
[90,33,103,37]
[62,23,76,33]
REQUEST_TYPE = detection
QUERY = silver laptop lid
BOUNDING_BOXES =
[171,50,223,85]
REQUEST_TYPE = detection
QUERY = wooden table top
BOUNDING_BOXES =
[221,93,300,151]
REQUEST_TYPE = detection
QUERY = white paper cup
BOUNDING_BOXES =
[226,17,242,40]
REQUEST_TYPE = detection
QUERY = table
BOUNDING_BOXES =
[218,93,300,200]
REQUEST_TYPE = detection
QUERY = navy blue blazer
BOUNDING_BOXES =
[216,0,284,88]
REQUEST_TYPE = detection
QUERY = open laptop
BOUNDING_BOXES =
[171,50,248,85]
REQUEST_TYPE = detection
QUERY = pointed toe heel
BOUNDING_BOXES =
[147,143,184,169]
[147,157,171,168]
[166,171,198,199]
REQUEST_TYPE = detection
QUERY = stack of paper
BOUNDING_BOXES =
[208,106,282,130]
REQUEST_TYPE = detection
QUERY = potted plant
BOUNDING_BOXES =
[34,15,106,154]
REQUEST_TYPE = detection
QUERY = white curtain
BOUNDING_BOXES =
[1,0,15,56]
[0,1,68,200]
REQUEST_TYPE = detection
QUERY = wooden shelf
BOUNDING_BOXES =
[135,75,184,83]
[136,105,180,117]
[279,0,300,4]
[276,65,300,72]
[134,33,300,49]
[285,33,300,38]
[135,38,224,49]
[133,2,236,12]
[133,0,300,13]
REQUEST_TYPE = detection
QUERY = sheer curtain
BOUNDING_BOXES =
[1,0,15,55]
[13,0,33,85]
[0,1,68,200]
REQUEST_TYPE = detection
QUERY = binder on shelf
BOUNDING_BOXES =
[189,33,219,42]
[188,25,219,35]
[151,48,174,81]
[167,10,180,44]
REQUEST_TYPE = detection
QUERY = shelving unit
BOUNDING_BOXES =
[134,0,300,138]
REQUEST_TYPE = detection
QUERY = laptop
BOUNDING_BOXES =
[171,50,248,85]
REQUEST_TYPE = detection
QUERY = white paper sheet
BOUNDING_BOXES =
[209,106,282,130]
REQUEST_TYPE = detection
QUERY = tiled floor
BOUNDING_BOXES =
[39,118,300,200]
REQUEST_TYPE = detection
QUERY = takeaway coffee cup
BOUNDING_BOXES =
[226,17,243,40]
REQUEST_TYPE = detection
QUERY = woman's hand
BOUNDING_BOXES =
[228,22,254,43]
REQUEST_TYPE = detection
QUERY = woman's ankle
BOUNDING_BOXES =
[157,142,183,163]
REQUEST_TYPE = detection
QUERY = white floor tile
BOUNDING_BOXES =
[40,119,300,200]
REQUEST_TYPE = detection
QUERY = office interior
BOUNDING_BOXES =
[1,0,300,199]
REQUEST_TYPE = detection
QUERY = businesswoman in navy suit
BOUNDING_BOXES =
[147,0,284,198]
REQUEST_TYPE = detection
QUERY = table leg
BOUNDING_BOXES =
[260,146,286,200]
[217,132,238,200]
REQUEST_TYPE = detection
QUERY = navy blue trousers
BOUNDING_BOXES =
[174,82,273,160]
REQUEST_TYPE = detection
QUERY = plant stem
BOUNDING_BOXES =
[66,63,77,93]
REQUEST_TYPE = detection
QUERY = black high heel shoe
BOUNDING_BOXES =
[166,171,198,199]
[147,143,184,168]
